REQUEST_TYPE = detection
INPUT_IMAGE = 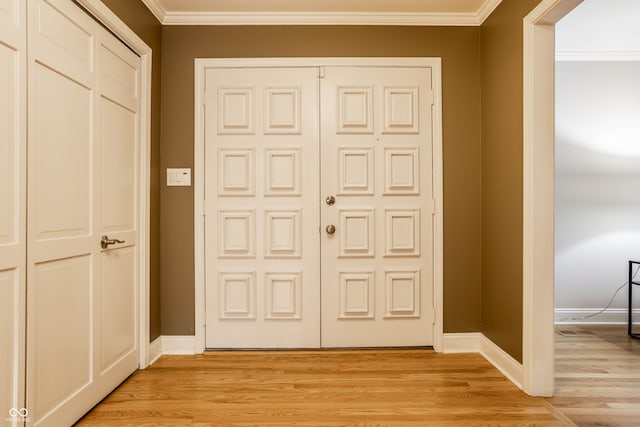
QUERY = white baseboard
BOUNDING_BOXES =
[555,308,639,324]
[441,332,483,353]
[145,335,198,366]
[478,334,523,389]
[161,335,198,355]
[443,333,523,390]
[149,336,163,364]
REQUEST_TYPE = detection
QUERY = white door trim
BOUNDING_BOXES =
[194,57,443,353]
[75,0,153,369]
[522,0,582,396]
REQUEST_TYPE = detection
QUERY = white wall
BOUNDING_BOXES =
[555,0,640,323]
[555,60,640,322]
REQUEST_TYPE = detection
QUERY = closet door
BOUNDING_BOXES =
[95,18,141,399]
[0,0,26,424]
[26,0,140,425]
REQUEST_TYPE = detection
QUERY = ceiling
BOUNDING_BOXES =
[140,0,502,26]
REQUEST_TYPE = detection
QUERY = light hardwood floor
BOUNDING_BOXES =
[547,324,640,427]
[77,326,640,426]
[77,350,569,426]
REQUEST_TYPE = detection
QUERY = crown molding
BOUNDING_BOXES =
[139,0,503,26]
[476,0,503,24]
[162,11,481,26]
[139,0,166,23]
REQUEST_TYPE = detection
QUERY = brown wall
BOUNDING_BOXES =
[479,0,542,362]
[160,26,483,335]
[100,0,162,341]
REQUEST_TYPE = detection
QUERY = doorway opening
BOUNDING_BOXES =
[554,0,640,329]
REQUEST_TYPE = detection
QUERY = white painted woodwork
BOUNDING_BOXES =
[204,67,320,348]
[96,26,140,399]
[26,0,140,424]
[0,0,26,423]
[321,67,434,347]
[385,148,420,195]
[203,63,436,349]
[338,148,374,195]
[523,0,583,397]
[140,0,503,26]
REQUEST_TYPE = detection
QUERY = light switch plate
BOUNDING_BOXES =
[167,168,191,186]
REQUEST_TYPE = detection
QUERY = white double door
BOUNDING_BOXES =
[23,0,141,426]
[205,64,435,348]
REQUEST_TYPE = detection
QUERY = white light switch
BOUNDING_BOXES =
[167,168,191,186]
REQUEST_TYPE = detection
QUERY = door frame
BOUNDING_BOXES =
[522,0,582,396]
[75,0,153,369]
[194,57,443,352]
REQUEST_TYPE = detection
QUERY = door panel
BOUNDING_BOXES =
[204,67,320,348]
[0,0,18,29]
[32,256,92,420]
[100,97,137,231]
[32,0,93,88]
[320,67,434,347]
[0,0,25,421]
[100,248,136,373]
[33,63,91,238]
[0,45,18,246]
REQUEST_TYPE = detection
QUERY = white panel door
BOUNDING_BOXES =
[204,67,320,348]
[320,67,435,347]
[26,0,140,425]
[95,23,140,398]
[0,0,26,424]
[27,0,98,423]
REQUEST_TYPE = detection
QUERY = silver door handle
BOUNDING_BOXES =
[101,235,125,249]
[326,224,336,235]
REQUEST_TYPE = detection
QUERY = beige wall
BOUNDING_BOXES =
[480,0,542,362]
[160,26,483,335]
[100,0,162,341]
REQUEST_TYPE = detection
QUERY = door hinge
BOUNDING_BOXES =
[318,67,325,79]
[428,89,435,106]
[431,198,437,215]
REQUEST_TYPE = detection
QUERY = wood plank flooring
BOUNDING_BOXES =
[547,324,640,427]
[77,350,568,426]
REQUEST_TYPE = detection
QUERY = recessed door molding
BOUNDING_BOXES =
[194,57,443,353]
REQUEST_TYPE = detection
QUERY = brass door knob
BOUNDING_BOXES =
[326,224,336,235]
